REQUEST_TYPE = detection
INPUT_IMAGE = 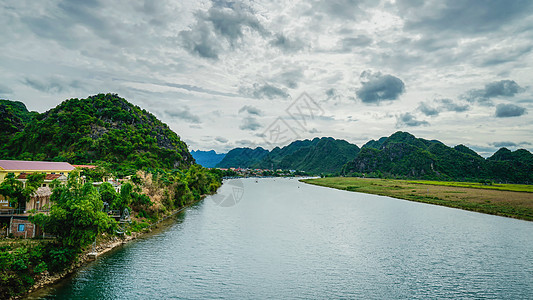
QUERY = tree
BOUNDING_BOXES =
[0,172,45,210]
[99,182,118,209]
[31,170,115,250]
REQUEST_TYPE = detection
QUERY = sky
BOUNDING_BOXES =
[1,0,532,156]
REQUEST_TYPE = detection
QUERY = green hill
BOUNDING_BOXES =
[257,137,360,173]
[342,131,532,184]
[0,93,194,171]
[0,100,36,144]
[216,147,269,168]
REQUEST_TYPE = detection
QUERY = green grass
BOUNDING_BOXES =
[405,180,533,193]
[301,177,533,221]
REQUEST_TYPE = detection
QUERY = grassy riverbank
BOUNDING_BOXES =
[301,177,533,221]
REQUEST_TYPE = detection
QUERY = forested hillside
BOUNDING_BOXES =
[0,100,36,144]
[342,131,533,183]
[256,137,360,173]
[217,137,360,173]
[0,94,194,172]
[216,147,269,168]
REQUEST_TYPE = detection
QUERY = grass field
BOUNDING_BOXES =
[405,180,533,193]
[301,177,533,221]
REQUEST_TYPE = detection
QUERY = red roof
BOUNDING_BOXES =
[17,173,65,180]
[0,160,74,171]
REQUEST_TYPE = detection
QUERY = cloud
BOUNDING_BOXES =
[418,102,439,116]
[277,69,304,89]
[239,116,261,131]
[418,98,470,116]
[179,5,267,59]
[239,105,263,116]
[437,98,469,112]
[179,20,221,59]
[270,33,305,53]
[22,77,82,94]
[0,83,13,96]
[495,103,527,118]
[215,136,228,143]
[396,113,429,127]
[240,83,290,100]
[309,0,377,20]
[400,0,533,35]
[490,141,517,147]
[207,6,266,40]
[463,80,524,106]
[490,141,531,148]
[338,35,372,52]
[166,107,201,123]
[356,71,405,104]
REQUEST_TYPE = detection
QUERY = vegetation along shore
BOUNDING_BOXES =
[302,177,533,221]
[0,94,224,299]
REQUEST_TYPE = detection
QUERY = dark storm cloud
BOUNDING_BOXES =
[495,103,527,118]
[240,83,290,100]
[270,34,305,53]
[179,5,266,59]
[239,105,263,116]
[239,116,261,131]
[166,107,201,124]
[396,113,429,127]
[418,98,470,116]
[462,80,524,106]
[399,0,533,34]
[356,71,405,104]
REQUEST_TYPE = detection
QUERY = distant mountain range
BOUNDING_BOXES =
[216,137,360,174]
[215,132,532,183]
[191,150,226,168]
[342,131,533,183]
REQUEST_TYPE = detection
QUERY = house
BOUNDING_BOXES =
[0,160,74,238]
[0,160,75,183]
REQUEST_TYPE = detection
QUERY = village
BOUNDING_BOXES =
[0,160,123,239]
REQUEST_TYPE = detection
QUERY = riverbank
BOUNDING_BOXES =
[19,198,206,299]
[301,177,533,221]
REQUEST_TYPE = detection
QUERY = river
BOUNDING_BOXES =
[32,178,533,299]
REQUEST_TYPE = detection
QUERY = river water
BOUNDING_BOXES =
[34,178,533,299]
